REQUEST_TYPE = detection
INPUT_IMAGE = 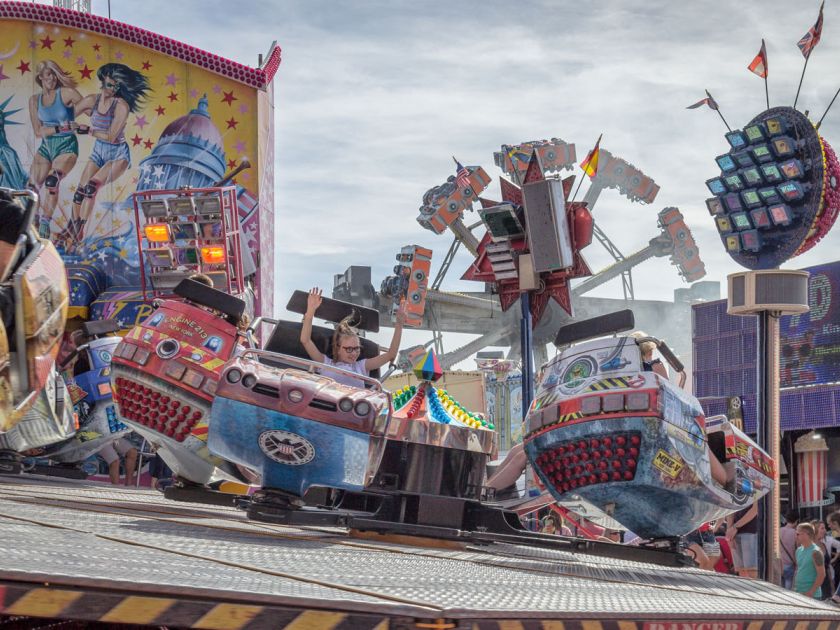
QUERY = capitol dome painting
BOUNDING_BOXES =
[137,95,226,191]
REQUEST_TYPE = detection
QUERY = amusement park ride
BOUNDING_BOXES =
[0,1,839,627]
[334,138,710,370]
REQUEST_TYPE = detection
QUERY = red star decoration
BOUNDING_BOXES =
[79,65,93,80]
[143,139,154,150]
[460,154,592,322]
[16,60,30,74]
[131,134,143,147]
[221,90,237,106]
[227,158,237,170]
[40,36,54,50]
[225,117,238,130]
[155,105,166,116]
[142,60,152,70]
[167,91,178,102]
[92,43,101,51]
[63,36,75,47]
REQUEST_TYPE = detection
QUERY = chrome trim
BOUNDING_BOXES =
[238,348,384,392]
[385,414,498,457]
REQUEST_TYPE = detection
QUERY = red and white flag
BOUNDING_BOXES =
[748,40,768,78]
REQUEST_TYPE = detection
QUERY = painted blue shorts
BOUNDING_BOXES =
[90,140,131,168]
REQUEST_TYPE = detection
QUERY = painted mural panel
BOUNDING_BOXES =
[0,18,267,318]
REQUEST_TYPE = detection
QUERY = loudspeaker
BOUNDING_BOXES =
[522,179,574,273]
[727,269,810,316]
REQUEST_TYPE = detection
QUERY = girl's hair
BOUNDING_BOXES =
[331,315,359,359]
[96,63,151,113]
[35,60,77,89]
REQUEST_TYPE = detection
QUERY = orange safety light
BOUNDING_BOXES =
[200,246,226,265]
[144,223,171,243]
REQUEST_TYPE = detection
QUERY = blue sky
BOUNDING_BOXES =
[89,0,840,362]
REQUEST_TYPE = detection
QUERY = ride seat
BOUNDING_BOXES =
[173,278,245,325]
[262,320,381,380]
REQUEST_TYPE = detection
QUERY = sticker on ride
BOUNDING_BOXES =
[258,430,316,466]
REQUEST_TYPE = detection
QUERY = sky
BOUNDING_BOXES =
[88,0,840,365]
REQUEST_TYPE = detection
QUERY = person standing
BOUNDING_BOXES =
[780,510,799,589]
[726,503,759,578]
[794,522,825,599]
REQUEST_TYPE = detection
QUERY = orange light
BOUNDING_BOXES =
[200,246,225,264]
[97,382,112,397]
[144,223,171,243]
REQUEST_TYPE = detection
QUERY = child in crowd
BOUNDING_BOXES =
[300,287,405,389]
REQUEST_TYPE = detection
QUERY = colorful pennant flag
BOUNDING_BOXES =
[798,1,825,59]
[580,134,602,179]
[687,95,719,111]
[748,40,768,78]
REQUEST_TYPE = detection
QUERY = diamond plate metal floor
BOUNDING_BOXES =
[1,474,839,624]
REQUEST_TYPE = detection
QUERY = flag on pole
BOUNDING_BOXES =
[798,1,825,59]
[454,158,470,189]
[748,40,768,78]
[580,134,602,179]
[687,95,719,110]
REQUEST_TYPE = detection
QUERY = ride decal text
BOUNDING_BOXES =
[652,449,683,479]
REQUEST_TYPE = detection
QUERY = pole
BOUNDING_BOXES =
[793,55,811,110]
[520,292,534,421]
[755,310,782,584]
[764,75,770,111]
[816,84,840,129]
[706,90,732,132]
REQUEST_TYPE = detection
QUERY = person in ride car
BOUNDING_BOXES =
[300,287,405,388]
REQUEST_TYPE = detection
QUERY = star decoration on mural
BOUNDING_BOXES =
[225,117,238,130]
[75,56,85,66]
[63,36,75,47]
[79,65,93,80]
[227,159,237,169]
[212,84,222,94]
[154,105,165,116]
[28,40,37,50]
[152,165,165,178]
[221,90,237,106]
[167,91,178,102]
[165,73,178,87]
[131,134,142,146]
[114,51,124,60]
[234,140,246,153]
[143,139,154,150]
[189,88,198,100]
[142,60,152,70]
[16,60,30,74]
[134,115,147,130]
[93,43,101,51]
[62,50,72,59]
[40,36,54,49]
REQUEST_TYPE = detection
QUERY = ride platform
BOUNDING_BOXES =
[0,474,838,629]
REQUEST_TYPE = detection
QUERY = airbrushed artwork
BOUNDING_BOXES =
[0,10,276,324]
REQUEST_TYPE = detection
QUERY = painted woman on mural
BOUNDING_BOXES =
[62,62,150,247]
[27,60,82,240]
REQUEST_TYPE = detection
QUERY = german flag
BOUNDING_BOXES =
[580,134,602,179]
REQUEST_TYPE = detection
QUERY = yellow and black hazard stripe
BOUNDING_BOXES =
[586,377,629,392]
[0,583,394,629]
[468,620,839,630]
[557,411,583,424]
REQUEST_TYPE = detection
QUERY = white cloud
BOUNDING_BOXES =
[94,0,840,364]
